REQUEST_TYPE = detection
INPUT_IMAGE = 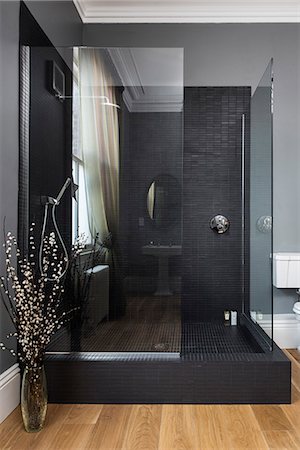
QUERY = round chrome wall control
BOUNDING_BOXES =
[256,215,272,233]
[210,215,230,234]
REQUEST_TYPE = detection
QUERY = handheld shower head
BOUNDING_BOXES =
[39,177,74,281]
[56,177,71,204]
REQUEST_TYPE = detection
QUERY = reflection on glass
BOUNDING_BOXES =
[48,47,184,353]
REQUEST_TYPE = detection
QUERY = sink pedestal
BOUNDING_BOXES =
[142,245,182,297]
[155,255,172,296]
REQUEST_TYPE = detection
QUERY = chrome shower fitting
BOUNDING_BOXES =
[56,93,121,109]
[39,178,72,281]
[210,215,230,234]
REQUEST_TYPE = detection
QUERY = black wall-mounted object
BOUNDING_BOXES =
[50,60,65,101]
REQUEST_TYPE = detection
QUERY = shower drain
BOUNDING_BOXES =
[153,342,170,351]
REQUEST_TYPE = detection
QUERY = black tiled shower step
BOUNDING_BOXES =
[182,322,263,354]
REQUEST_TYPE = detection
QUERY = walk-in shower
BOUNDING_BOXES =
[19,3,291,403]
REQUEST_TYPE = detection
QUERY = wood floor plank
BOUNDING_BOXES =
[84,404,132,449]
[284,349,300,392]
[47,424,94,449]
[0,404,74,450]
[0,408,26,450]
[251,405,293,431]
[64,404,102,425]
[214,405,268,449]
[158,405,200,450]
[263,430,298,449]
[281,384,300,428]
[286,349,300,364]
[182,405,224,449]
[285,430,300,449]
[123,405,162,450]
[280,384,300,447]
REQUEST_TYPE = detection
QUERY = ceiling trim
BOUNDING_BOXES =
[73,1,300,23]
[108,48,144,99]
[123,89,183,112]
[107,48,183,112]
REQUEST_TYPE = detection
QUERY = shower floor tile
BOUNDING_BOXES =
[182,322,263,354]
[48,294,181,353]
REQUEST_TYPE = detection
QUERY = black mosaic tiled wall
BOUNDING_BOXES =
[119,106,183,290]
[19,3,73,264]
[182,87,251,322]
[29,47,72,251]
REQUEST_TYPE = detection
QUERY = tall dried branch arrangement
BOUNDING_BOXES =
[0,225,85,369]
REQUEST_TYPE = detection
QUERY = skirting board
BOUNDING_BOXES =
[0,363,20,423]
[259,314,300,349]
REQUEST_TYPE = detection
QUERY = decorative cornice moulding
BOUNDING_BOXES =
[107,48,183,112]
[73,1,300,23]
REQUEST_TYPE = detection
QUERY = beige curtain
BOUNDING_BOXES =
[78,48,119,243]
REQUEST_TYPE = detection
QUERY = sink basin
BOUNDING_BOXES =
[142,245,182,296]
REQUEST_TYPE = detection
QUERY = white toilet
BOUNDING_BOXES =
[273,253,300,350]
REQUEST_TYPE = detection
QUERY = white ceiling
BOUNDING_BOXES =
[73,0,300,23]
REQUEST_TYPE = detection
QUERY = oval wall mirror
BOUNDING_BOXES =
[146,174,181,228]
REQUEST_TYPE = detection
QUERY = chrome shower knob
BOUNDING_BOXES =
[256,215,272,233]
[210,215,230,234]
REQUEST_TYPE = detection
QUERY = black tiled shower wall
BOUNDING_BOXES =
[29,47,72,251]
[119,105,183,291]
[182,87,251,322]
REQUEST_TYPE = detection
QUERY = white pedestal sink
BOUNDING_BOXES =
[142,245,182,296]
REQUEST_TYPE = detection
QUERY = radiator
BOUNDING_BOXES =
[85,265,109,329]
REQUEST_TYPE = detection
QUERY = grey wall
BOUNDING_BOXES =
[83,23,300,314]
[0,0,82,375]
[0,1,20,375]
[24,1,82,47]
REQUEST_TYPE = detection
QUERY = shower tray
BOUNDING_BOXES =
[45,319,291,404]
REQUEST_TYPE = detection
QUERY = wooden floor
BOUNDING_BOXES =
[0,349,299,450]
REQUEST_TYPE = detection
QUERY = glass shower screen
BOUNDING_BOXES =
[248,59,274,349]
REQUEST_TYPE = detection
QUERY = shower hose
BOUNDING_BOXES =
[39,192,69,281]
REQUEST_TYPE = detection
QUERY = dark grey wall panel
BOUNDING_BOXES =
[182,87,250,322]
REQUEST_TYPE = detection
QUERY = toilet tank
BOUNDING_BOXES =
[273,253,300,288]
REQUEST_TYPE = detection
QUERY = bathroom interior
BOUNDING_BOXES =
[17,3,296,404]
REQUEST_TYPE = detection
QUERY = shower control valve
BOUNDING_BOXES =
[210,215,230,234]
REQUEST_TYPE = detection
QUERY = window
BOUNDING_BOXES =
[72,48,91,244]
